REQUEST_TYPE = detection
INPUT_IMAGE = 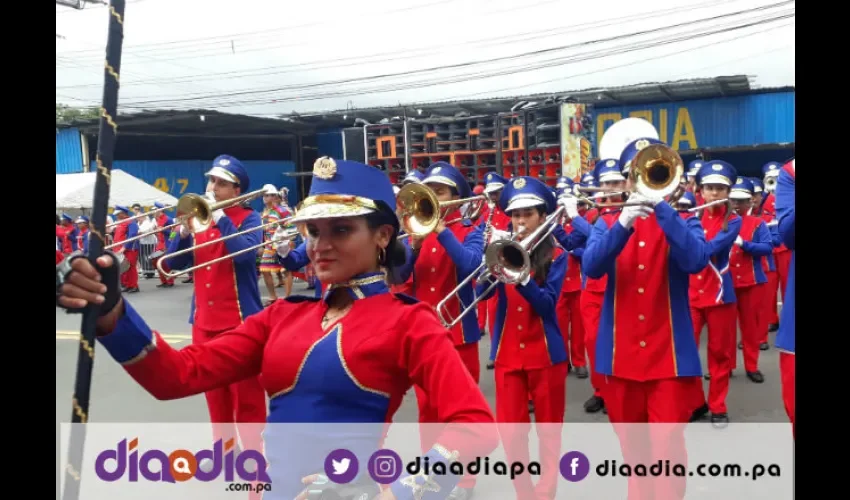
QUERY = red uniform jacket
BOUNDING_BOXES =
[761,193,789,257]
[166,206,263,331]
[581,208,617,293]
[689,205,741,309]
[96,274,497,499]
[729,215,772,288]
[397,212,485,345]
[154,213,173,252]
[561,224,583,294]
[582,203,709,381]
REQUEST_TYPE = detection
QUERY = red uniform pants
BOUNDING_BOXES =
[192,325,267,454]
[556,290,585,368]
[494,363,568,500]
[780,352,795,438]
[763,271,779,330]
[691,304,737,414]
[603,376,691,500]
[120,250,139,289]
[416,342,480,489]
[735,285,765,372]
[580,291,605,397]
[152,255,175,285]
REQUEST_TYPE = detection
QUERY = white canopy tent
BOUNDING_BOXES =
[56,170,179,210]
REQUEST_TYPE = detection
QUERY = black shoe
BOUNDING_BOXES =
[711,413,729,428]
[123,287,140,293]
[528,401,535,414]
[768,323,779,333]
[575,366,589,379]
[486,361,494,370]
[156,282,174,288]
[759,342,770,351]
[746,371,765,383]
[583,395,604,413]
[690,403,709,422]
[181,277,193,284]
[738,341,743,350]
[704,373,711,380]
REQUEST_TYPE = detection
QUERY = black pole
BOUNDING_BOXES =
[61,1,126,499]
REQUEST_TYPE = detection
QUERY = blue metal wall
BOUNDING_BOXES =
[91,160,298,212]
[316,128,345,159]
[56,128,84,173]
[594,91,795,153]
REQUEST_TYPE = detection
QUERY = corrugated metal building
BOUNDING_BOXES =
[56,127,86,174]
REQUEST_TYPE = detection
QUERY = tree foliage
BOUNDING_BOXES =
[56,104,99,124]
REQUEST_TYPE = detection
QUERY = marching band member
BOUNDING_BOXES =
[577,176,607,414]
[476,176,569,500]
[390,171,424,296]
[774,159,795,437]
[750,176,776,351]
[276,239,324,299]
[56,215,66,264]
[685,160,703,205]
[478,172,511,369]
[728,178,773,384]
[60,213,74,255]
[688,161,742,427]
[56,157,498,500]
[396,161,485,499]
[259,184,293,305]
[583,138,709,499]
[164,155,267,463]
[72,216,90,253]
[761,162,790,333]
[112,206,140,293]
[675,191,697,214]
[152,202,175,288]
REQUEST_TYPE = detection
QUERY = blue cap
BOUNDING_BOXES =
[580,172,595,184]
[730,177,754,199]
[113,205,130,215]
[555,176,574,190]
[678,191,696,206]
[421,162,471,199]
[762,161,782,178]
[749,177,764,193]
[499,176,557,214]
[290,157,396,228]
[620,138,664,174]
[61,213,73,222]
[75,215,89,224]
[402,170,425,185]
[687,160,705,178]
[696,160,737,187]
[206,155,250,192]
[154,202,166,209]
[595,158,624,183]
[484,172,507,193]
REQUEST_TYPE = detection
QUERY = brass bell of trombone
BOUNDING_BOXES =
[396,183,487,238]
[177,189,266,234]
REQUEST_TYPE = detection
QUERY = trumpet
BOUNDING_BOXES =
[156,219,300,279]
[435,204,566,328]
[396,183,487,240]
[104,189,266,250]
[764,175,777,193]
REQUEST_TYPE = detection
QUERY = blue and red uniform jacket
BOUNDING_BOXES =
[761,193,790,261]
[729,215,773,288]
[155,213,174,251]
[96,272,498,500]
[478,202,511,236]
[71,227,90,254]
[582,202,710,381]
[115,220,140,252]
[166,206,263,331]
[397,213,485,345]
[279,241,323,299]
[579,208,617,293]
[477,245,569,370]
[775,162,795,354]
[553,217,592,294]
[689,205,742,308]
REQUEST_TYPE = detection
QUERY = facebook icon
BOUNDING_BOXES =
[560,451,591,481]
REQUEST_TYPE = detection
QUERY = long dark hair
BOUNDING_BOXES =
[365,207,407,284]
[527,206,555,284]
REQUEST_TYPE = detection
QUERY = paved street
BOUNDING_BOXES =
[56,276,789,424]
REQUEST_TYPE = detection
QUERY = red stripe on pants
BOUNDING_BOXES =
[736,285,764,372]
[603,376,691,500]
[690,304,737,414]
[780,352,795,439]
[557,290,585,367]
[191,326,267,455]
[495,363,568,500]
[120,250,139,289]
[416,342,480,488]
[580,291,604,397]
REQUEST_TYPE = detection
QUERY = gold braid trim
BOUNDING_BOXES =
[72,397,88,423]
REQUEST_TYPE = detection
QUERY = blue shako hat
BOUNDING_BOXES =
[499,176,557,214]
[206,155,250,192]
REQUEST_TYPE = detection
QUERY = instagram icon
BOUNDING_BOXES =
[367,449,403,484]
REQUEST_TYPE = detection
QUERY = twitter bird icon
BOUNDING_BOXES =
[324,449,359,484]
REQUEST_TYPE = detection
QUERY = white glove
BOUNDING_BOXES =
[205,192,225,224]
[734,236,744,246]
[276,235,292,258]
[489,229,511,243]
[519,274,531,286]
[558,196,579,220]
[618,204,653,229]
[179,222,192,239]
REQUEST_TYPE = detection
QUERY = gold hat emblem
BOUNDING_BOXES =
[513,178,526,189]
[313,157,337,180]
[635,139,649,150]
[606,160,615,167]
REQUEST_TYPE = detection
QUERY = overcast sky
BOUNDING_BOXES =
[55,0,795,117]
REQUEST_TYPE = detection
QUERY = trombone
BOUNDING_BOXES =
[588,143,686,209]
[396,183,487,240]
[156,219,300,279]
[104,189,266,250]
[105,203,174,229]
[435,204,566,328]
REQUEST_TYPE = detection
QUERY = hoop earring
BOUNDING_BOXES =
[377,246,387,266]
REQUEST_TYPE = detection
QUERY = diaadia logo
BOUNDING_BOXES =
[94,438,272,483]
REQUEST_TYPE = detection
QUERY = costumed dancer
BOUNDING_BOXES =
[259,184,293,305]
[56,156,498,500]
[774,159,795,437]
[688,161,742,427]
